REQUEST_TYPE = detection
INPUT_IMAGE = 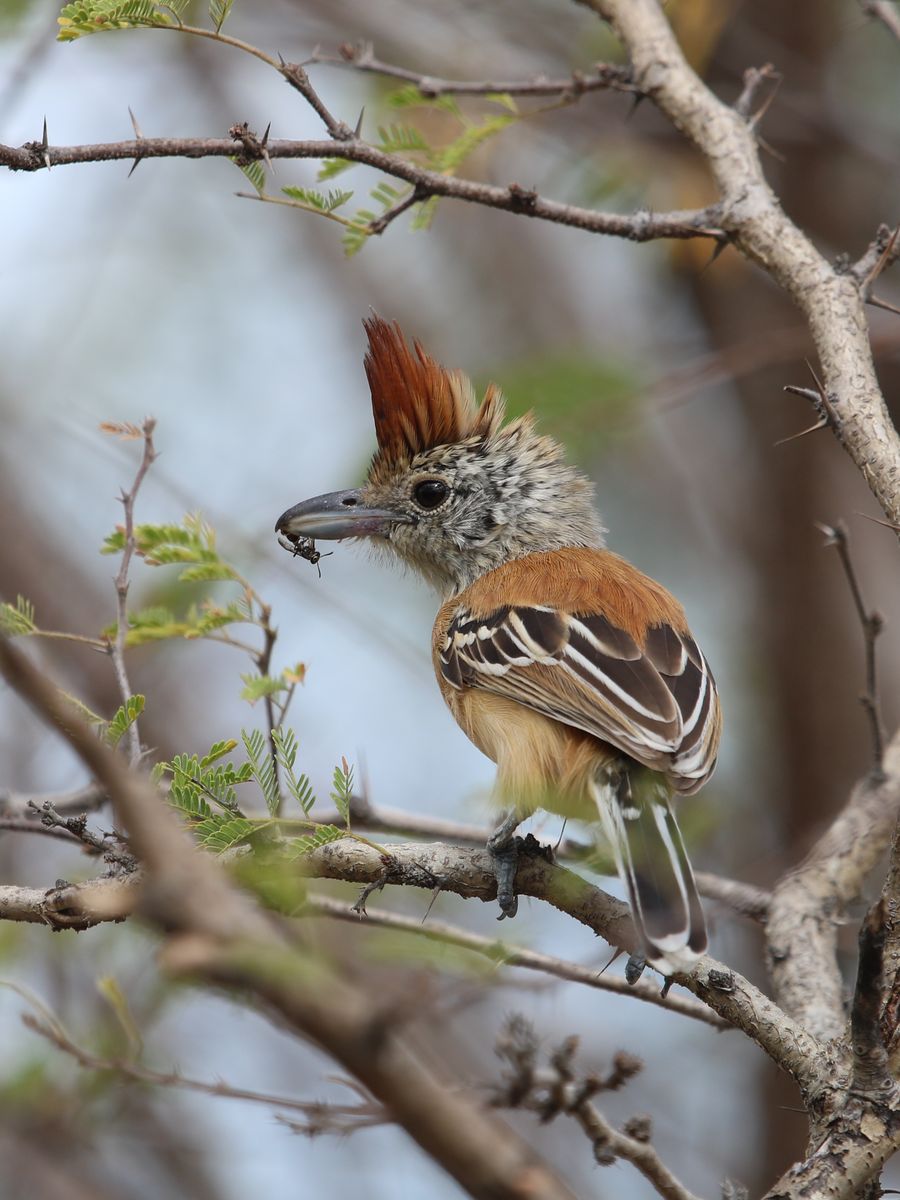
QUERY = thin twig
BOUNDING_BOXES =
[0,781,106,817]
[0,815,82,843]
[310,44,639,99]
[862,0,900,42]
[109,418,158,766]
[491,1019,704,1200]
[278,60,353,139]
[27,800,135,870]
[733,63,780,123]
[367,186,423,235]
[306,896,728,1029]
[23,1012,387,1129]
[816,521,885,774]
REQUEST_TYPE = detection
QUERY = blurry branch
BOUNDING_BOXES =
[306,896,728,1028]
[310,42,639,98]
[0,816,82,844]
[307,793,771,920]
[0,876,135,929]
[490,1018,704,1200]
[0,635,582,1200]
[106,418,157,766]
[767,729,900,1042]
[0,133,725,244]
[862,0,900,42]
[0,781,105,818]
[22,1011,388,1132]
[816,521,886,772]
[585,0,900,532]
[0,637,817,1091]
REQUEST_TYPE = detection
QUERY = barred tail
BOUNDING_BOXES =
[593,762,707,968]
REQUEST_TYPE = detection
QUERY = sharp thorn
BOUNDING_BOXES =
[775,416,829,445]
[128,106,144,140]
[353,107,365,138]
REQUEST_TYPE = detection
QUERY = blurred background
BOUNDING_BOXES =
[1,0,900,1196]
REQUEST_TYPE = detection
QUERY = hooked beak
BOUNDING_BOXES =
[275,488,410,542]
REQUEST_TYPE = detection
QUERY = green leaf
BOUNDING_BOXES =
[287,823,345,859]
[376,123,430,155]
[280,185,352,213]
[57,0,186,41]
[177,563,238,583]
[0,595,35,636]
[434,113,516,174]
[486,92,519,113]
[240,673,288,704]
[232,157,266,196]
[272,727,316,815]
[60,691,106,728]
[97,976,143,1058]
[169,781,212,820]
[411,195,440,231]
[194,815,257,853]
[330,756,354,826]
[242,728,279,816]
[386,86,461,120]
[200,739,238,769]
[317,158,354,182]
[208,0,233,31]
[105,694,144,747]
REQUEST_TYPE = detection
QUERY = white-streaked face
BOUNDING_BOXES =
[360,426,606,594]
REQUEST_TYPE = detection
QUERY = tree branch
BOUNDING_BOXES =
[582,0,900,531]
[767,730,900,1043]
[0,781,106,818]
[307,794,771,920]
[109,418,157,766]
[0,634,582,1200]
[862,0,900,43]
[310,43,639,98]
[0,135,724,244]
[306,896,727,1029]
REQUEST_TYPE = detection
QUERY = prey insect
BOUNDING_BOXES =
[277,531,332,578]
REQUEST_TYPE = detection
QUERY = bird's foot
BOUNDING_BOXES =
[489,837,521,920]
[487,831,553,920]
[625,953,647,984]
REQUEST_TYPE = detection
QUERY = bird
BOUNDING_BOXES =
[275,316,722,971]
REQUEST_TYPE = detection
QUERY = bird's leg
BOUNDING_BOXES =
[487,809,522,920]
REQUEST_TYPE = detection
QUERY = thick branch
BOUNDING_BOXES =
[304,836,822,1092]
[308,795,771,920]
[767,731,900,1041]
[0,636,580,1200]
[584,0,900,530]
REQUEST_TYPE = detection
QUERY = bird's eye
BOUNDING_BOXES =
[412,479,450,510]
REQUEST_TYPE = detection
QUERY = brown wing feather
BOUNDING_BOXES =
[434,549,721,793]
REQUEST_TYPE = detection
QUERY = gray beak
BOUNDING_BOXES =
[275,488,410,541]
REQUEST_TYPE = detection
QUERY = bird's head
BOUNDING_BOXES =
[275,317,605,595]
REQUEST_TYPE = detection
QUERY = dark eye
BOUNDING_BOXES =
[413,479,450,510]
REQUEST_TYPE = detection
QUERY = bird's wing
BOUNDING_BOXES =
[438,604,718,789]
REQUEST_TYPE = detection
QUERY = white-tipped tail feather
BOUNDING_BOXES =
[593,763,707,971]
